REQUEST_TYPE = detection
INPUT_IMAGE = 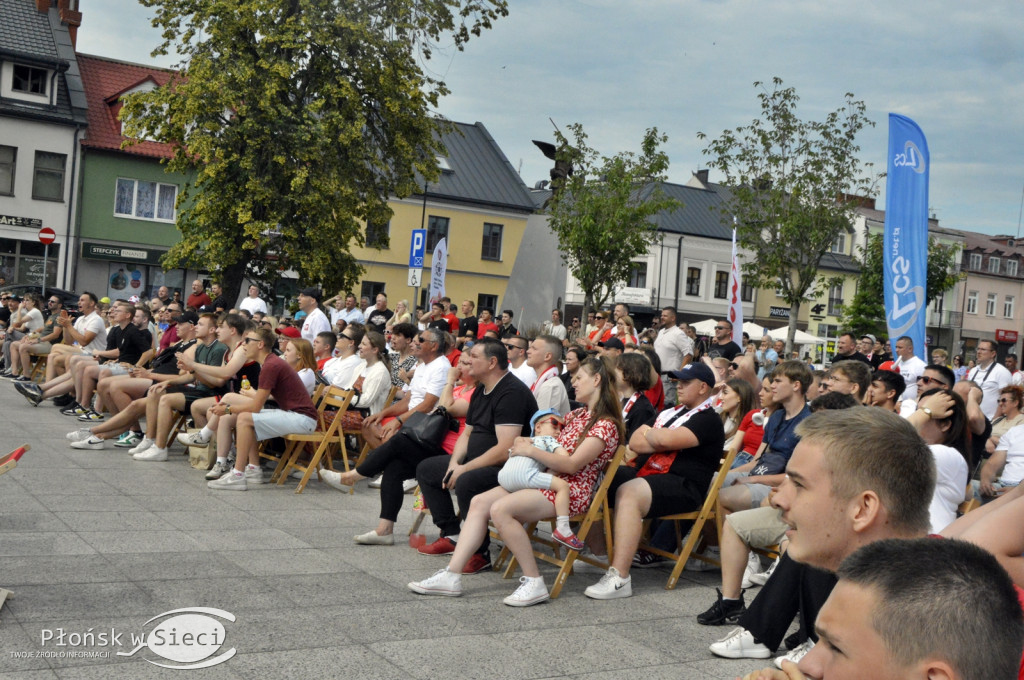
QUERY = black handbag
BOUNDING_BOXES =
[400,407,456,449]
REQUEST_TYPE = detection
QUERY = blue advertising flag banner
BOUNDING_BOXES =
[883,114,929,360]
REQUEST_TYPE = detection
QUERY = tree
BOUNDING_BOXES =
[698,78,880,353]
[120,0,508,303]
[547,124,680,325]
[840,232,959,337]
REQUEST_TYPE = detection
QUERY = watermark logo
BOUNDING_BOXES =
[116,607,236,670]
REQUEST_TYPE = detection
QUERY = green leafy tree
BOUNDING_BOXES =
[698,78,880,352]
[840,232,960,337]
[120,0,508,302]
[548,124,680,324]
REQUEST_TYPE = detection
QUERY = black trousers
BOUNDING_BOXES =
[737,552,837,651]
[356,433,440,523]
[416,454,501,555]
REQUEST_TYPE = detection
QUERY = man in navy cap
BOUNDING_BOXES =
[584,360,725,600]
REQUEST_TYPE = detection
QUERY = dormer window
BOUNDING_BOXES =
[437,156,453,174]
[989,256,1001,274]
[12,65,47,96]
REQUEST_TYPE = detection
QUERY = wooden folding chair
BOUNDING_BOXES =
[163,412,189,451]
[353,384,402,468]
[637,446,739,590]
[259,384,327,472]
[498,445,628,599]
[958,483,980,515]
[28,353,47,382]
[271,386,354,493]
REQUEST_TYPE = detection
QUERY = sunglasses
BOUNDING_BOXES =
[729,363,740,370]
[714,325,727,330]
[243,338,260,344]
[916,375,945,386]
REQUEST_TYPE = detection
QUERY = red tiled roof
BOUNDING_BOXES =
[77,53,178,160]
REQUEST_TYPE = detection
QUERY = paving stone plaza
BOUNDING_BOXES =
[0,385,776,679]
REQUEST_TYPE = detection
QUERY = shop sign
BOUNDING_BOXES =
[0,214,43,229]
[82,242,165,265]
[769,306,791,319]
[996,329,1019,344]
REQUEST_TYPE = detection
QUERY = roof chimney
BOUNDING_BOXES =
[695,169,709,184]
[36,0,50,12]
[57,0,83,48]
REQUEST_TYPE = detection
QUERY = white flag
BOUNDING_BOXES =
[728,228,744,346]
[429,237,447,303]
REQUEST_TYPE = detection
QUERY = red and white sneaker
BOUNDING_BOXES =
[552,529,585,551]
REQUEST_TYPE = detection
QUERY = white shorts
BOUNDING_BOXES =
[251,409,316,441]
[498,456,554,492]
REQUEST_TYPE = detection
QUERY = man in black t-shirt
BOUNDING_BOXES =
[457,299,478,347]
[415,338,538,572]
[73,303,154,421]
[365,293,394,332]
[707,319,741,361]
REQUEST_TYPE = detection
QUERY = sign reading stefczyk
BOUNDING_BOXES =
[82,242,166,266]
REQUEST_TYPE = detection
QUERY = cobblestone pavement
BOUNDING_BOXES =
[0,382,777,679]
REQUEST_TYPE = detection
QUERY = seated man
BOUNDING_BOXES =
[67,313,200,449]
[864,368,905,412]
[718,361,813,516]
[5,294,64,381]
[742,538,1023,680]
[39,292,107,384]
[73,302,153,420]
[821,359,870,401]
[525,334,570,414]
[207,327,317,491]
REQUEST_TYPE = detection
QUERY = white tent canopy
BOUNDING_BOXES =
[690,319,765,339]
[767,326,825,345]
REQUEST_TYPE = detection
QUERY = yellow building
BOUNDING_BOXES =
[348,121,536,315]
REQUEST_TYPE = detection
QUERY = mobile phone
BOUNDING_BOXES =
[442,470,453,486]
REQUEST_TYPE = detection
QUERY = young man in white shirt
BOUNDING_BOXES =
[892,335,928,402]
[525,334,570,414]
[238,284,268,316]
[503,335,536,386]
[969,339,1012,419]
[298,287,331,342]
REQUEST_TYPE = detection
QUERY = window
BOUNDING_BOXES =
[628,262,647,288]
[426,215,449,250]
[32,151,66,201]
[1008,260,1019,277]
[481,223,503,261]
[828,283,844,316]
[986,293,997,316]
[114,178,177,221]
[686,267,701,296]
[477,294,497,317]
[966,291,978,315]
[365,220,389,249]
[714,271,729,299]
[969,253,982,270]
[0,146,14,195]
[831,234,846,254]
[741,280,754,302]
[360,281,385,302]
[988,257,1001,274]
[0,237,60,287]
[12,65,47,95]
[1006,296,1016,319]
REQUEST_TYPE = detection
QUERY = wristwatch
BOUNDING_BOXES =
[225,404,231,415]
[920,407,932,418]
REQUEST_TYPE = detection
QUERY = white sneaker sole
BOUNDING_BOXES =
[584,584,632,600]
[503,593,550,607]
[407,582,462,596]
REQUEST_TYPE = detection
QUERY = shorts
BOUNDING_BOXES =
[723,471,773,509]
[730,451,754,469]
[25,341,52,354]
[725,505,788,548]
[607,466,704,518]
[252,409,316,441]
[498,456,554,492]
[106,364,131,376]
[165,385,216,414]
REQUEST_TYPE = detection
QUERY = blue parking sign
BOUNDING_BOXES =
[409,229,426,268]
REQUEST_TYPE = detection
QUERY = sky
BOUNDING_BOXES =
[76,0,1024,236]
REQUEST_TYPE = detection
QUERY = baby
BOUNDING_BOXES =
[497,408,584,551]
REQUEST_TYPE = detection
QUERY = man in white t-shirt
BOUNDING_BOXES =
[543,309,567,342]
[968,339,1012,419]
[653,306,693,406]
[238,285,269,316]
[298,287,331,342]
[43,292,108,382]
[892,335,928,402]
[503,335,537,386]
[525,334,570,414]
[1005,353,1024,386]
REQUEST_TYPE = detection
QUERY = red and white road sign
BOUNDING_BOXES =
[38,227,55,245]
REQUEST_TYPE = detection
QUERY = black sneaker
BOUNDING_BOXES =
[53,393,74,408]
[632,550,668,569]
[62,403,86,417]
[697,589,746,626]
[15,381,43,406]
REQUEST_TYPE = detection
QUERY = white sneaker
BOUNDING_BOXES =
[403,478,418,493]
[66,428,93,442]
[368,474,383,489]
[584,566,632,600]
[128,438,155,455]
[133,447,168,462]
[205,460,231,480]
[709,626,772,659]
[742,552,762,589]
[69,436,108,450]
[685,546,721,572]
[207,470,247,491]
[177,431,210,447]
[408,568,462,597]
[749,555,779,586]
[775,639,814,669]
[243,465,264,484]
[318,469,352,493]
[503,576,549,607]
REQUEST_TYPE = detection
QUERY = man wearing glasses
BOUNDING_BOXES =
[708,319,741,361]
[503,336,536,387]
[968,339,1012,419]
[3,296,63,381]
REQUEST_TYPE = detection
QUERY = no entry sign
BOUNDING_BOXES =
[38,227,55,245]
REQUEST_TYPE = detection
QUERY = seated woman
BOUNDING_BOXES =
[335,331,394,431]
[560,345,587,406]
[908,387,970,532]
[719,378,764,469]
[614,352,656,439]
[407,355,623,606]
[282,337,317,395]
[988,385,1024,454]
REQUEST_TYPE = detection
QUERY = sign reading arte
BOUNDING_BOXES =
[0,214,44,229]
